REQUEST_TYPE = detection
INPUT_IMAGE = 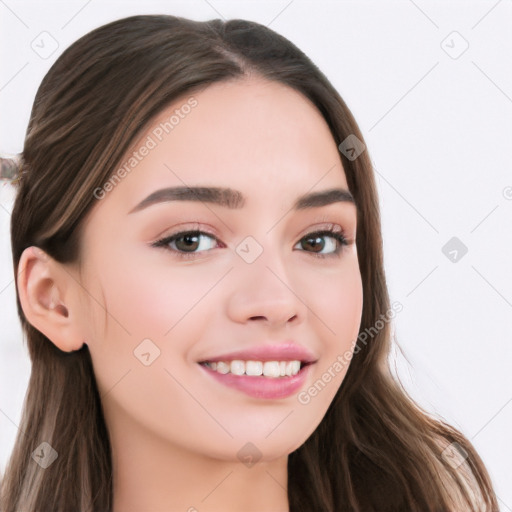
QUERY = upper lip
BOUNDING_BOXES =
[198,341,317,364]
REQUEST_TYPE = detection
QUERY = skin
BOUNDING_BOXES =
[17,76,363,512]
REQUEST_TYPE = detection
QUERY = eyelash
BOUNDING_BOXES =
[151,225,350,261]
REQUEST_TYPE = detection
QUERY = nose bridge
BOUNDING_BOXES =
[227,230,305,324]
[233,198,289,269]
[236,230,290,287]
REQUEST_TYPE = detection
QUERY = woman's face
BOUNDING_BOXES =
[75,76,363,462]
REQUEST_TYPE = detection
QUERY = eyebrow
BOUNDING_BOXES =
[128,186,355,214]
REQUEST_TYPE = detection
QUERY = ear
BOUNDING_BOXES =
[16,246,85,352]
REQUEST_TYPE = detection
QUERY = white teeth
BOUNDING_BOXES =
[216,361,230,374]
[263,361,280,378]
[245,361,263,376]
[285,361,300,376]
[230,360,245,376]
[203,359,303,377]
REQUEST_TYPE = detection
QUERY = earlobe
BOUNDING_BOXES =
[17,246,84,352]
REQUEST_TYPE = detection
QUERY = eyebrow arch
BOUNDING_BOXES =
[127,186,355,214]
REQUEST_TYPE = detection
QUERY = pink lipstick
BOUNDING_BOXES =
[197,342,317,399]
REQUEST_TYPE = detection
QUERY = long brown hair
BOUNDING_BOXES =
[0,14,498,511]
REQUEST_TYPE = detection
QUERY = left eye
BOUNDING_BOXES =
[152,228,348,259]
[296,229,348,258]
[153,231,219,254]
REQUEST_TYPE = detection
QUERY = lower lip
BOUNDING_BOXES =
[198,363,314,399]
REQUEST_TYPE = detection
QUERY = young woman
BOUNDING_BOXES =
[0,14,498,512]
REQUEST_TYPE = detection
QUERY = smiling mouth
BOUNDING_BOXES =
[198,359,313,378]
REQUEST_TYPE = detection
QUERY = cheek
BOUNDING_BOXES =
[90,248,212,340]
[112,264,223,339]
[299,259,363,402]
[307,258,363,348]
[84,255,224,394]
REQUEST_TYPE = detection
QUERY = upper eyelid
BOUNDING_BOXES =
[147,204,356,238]
[156,222,350,243]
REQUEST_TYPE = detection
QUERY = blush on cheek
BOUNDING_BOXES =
[99,263,173,335]
[323,276,363,349]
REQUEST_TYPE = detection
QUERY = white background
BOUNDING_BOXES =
[1,0,511,508]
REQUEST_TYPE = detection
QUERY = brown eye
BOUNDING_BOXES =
[152,230,220,259]
[301,234,326,253]
[173,232,201,252]
[295,229,348,259]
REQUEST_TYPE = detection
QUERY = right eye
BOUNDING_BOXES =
[151,230,222,259]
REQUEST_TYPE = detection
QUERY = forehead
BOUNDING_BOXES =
[96,76,350,213]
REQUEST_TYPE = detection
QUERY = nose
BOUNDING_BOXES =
[225,247,307,328]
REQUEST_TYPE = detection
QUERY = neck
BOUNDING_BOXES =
[107,408,290,512]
